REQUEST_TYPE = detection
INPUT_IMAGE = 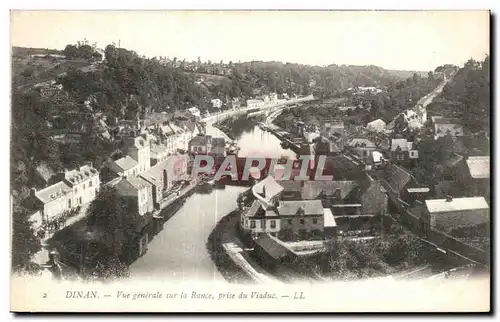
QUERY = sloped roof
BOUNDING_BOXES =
[277,200,324,216]
[253,176,285,203]
[425,197,489,213]
[254,233,290,260]
[151,142,168,155]
[391,138,409,152]
[301,181,358,200]
[323,208,337,227]
[466,156,490,179]
[367,119,386,128]
[384,164,413,192]
[115,177,152,197]
[139,160,169,185]
[244,200,264,218]
[347,138,376,148]
[113,155,138,171]
[64,165,99,185]
[190,135,211,146]
[35,181,72,204]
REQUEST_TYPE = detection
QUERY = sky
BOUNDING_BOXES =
[10,10,490,71]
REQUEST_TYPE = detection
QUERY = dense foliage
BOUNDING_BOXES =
[439,56,490,132]
[293,225,429,281]
[11,203,42,273]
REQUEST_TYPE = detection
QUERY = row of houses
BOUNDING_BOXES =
[239,173,388,240]
[26,165,101,227]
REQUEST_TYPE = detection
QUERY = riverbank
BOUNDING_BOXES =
[205,210,255,284]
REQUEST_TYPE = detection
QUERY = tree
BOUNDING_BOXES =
[63,44,79,59]
[11,206,42,273]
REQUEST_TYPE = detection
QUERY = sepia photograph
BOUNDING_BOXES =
[9,9,491,312]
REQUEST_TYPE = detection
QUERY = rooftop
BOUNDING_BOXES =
[35,181,72,204]
[277,200,324,216]
[253,176,285,204]
[425,197,489,213]
[113,155,138,171]
[347,138,376,148]
[301,180,357,200]
[64,165,99,184]
[391,138,410,152]
[190,135,212,146]
[323,208,337,227]
[139,159,169,185]
[115,176,152,197]
[254,233,290,260]
[466,156,490,179]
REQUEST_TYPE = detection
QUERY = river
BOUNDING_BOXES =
[129,123,294,281]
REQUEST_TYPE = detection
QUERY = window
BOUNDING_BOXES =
[79,197,82,204]
[74,188,78,194]
[89,180,93,187]
[270,220,276,229]
[300,219,305,225]
[83,184,86,190]
[250,221,256,229]
[68,199,71,208]
[313,218,318,224]
[288,219,292,225]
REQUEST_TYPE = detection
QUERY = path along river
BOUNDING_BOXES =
[129,120,295,281]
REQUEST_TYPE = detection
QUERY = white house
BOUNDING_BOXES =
[211,98,222,109]
[366,119,387,133]
[63,165,101,207]
[188,106,201,118]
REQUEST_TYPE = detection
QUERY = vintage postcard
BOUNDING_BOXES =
[10,10,490,312]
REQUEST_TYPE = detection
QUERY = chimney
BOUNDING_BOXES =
[445,195,453,202]
[335,188,342,201]
[261,186,266,198]
[30,187,37,196]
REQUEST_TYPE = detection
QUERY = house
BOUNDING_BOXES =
[457,156,490,199]
[165,123,185,151]
[28,182,73,223]
[114,176,154,216]
[124,133,153,174]
[433,118,464,140]
[62,165,101,208]
[345,138,377,160]
[229,97,241,110]
[211,137,226,157]
[189,135,212,154]
[390,138,418,163]
[301,174,387,217]
[423,196,489,235]
[382,163,416,197]
[211,98,222,109]
[240,198,335,240]
[366,119,386,133]
[252,233,296,272]
[105,155,139,181]
[138,160,170,207]
[150,142,169,166]
[188,107,201,118]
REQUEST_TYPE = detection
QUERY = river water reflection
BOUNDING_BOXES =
[129,124,294,281]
